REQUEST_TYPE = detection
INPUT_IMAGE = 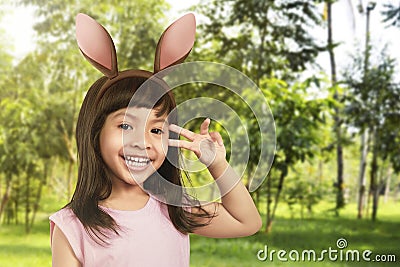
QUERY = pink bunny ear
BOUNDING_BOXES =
[76,13,118,78]
[154,13,196,73]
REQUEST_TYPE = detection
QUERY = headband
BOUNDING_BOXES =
[75,12,196,100]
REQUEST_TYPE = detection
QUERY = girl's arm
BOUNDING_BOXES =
[168,119,262,238]
[52,225,81,267]
[193,162,262,238]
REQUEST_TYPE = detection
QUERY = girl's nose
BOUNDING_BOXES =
[124,130,149,150]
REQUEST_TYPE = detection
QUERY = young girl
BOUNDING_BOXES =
[50,13,261,267]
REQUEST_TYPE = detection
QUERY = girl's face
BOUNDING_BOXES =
[99,107,169,186]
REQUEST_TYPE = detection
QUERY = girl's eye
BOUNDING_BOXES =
[151,128,164,135]
[119,123,133,130]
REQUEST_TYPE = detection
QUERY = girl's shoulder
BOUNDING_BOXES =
[49,206,84,234]
[49,206,86,263]
[49,207,85,234]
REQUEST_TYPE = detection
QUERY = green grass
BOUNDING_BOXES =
[191,200,400,266]
[0,198,399,266]
[0,214,52,267]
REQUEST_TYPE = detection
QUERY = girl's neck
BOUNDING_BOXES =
[100,179,150,211]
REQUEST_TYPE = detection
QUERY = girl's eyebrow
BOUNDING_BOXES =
[112,110,128,119]
[111,110,167,124]
[150,118,168,124]
[112,111,137,121]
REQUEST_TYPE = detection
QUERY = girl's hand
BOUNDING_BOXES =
[168,118,227,171]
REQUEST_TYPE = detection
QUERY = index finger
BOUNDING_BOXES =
[200,118,211,135]
[169,124,196,141]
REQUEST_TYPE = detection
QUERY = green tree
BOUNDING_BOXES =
[325,0,346,214]
[261,77,332,232]
[194,0,325,82]
[0,52,73,232]
[382,1,400,27]
[343,47,400,221]
[0,7,13,92]
[0,6,15,223]
[18,0,169,71]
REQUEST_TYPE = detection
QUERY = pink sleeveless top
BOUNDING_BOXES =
[49,196,190,267]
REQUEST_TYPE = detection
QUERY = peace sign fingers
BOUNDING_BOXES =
[169,124,197,141]
[168,118,226,167]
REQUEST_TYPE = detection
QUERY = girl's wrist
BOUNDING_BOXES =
[208,159,229,179]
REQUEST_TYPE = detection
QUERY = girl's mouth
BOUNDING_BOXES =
[122,155,152,171]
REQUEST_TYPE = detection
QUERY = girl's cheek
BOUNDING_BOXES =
[161,135,169,155]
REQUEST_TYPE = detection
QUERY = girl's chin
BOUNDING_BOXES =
[127,175,147,185]
[125,169,157,185]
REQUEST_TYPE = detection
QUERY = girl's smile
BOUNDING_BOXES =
[123,155,152,171]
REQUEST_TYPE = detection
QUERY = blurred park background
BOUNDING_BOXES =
[0,0,399,266]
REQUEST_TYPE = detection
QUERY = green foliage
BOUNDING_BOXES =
[0,9,13,85]
[382,3,400,28]
[17,0,169,71]
[193,0,326,81]
[284,177,325,218]
[261,77,332,185]
[0,51,73,230]
[343,47,400,172]
[264,77,330,165]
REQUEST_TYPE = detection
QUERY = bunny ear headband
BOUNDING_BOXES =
[75,13,196,100]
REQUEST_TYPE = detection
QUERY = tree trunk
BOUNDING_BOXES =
[271,169,287,222]
[25,167,31,233]
[15,175,20,225]
[266,165,288,233]
[369,128,378,221]
[0,178,12,221]
[60,118,77,199]
[394,181,399,201]
[372,183,379,221]
[357,130,369,218]
[29,160,49,230]
[383,167,392,203]
[266,219,273,233]
[265,173,272,233]
[327,1,345,213]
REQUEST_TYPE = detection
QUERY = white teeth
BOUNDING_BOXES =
[124,155,150,167]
